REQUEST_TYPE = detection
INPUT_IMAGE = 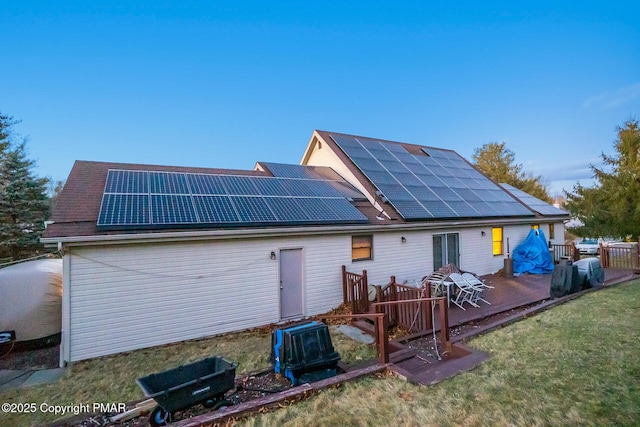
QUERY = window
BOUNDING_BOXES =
[549,223,555,239]
[492,227,503,255]
[352,235,372,261]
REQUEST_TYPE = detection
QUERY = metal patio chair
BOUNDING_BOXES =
[461,272,493,305]
[424,271,446,296]
[448,273,480,310]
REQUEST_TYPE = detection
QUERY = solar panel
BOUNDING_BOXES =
[376,184,414,201]
[296,198,340,221]
[98,168,368,228]
[330,133,535,219]
[192,195,238,223]
[472,203,502,216]
[500,183,568,216]
[230,196,278,222]
[323,198,368,221]
[219,175,260,195]
[97,194,150,226]
[264,197,310,222]
[187,174,227,195]
[382,142,407,154]
[104,170,148,194]
[250,177,288,196]
[393,172,423,186]
[260,163,323,180]
[446,201,480,217]
[151,195,197,224]
[391,200,433,219]
[454,188,483,202]
[326,180,368,201]
[426,201,457,217]
[408,186,441,202]
[280,179,315,197]
[355,158,384,173]
[365,170,398,185]
[150,172,189,194]
[329,134,362,148]
[305,180,344,198]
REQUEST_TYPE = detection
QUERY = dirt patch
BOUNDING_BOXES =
[0,344,59,370]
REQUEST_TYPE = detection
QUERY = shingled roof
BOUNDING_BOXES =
[43,160,373,239]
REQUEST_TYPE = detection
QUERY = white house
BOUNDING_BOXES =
[42,130,569,365]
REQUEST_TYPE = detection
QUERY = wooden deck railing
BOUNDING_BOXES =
[372,297,451,355]
[373,277,433,332]
[600,245,640,269]
[321,313,389,364]
[550,243,579,262]
[341,266,369,314]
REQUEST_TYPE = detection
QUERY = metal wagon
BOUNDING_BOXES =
[136,356,237,426]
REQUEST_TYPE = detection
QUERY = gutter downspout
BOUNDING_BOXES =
[59,242,70,368]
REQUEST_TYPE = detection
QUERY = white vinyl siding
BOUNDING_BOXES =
[67,240,279,361]
[66,236,349,362]
[63,223,537,362]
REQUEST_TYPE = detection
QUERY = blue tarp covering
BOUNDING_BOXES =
[512,229,554,274]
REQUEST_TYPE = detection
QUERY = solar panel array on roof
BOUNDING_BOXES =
[97,169,368,228]
[499,183,568,216]
[329,134,534,220]
[260,162,366,201]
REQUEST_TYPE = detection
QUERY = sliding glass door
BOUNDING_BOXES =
[433,233,459,270]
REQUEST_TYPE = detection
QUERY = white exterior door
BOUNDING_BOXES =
[279,248,303,320]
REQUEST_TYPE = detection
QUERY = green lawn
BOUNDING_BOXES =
[1,280,639,426]
[240,279,640,426]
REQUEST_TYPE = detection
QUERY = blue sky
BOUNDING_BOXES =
[2,1,639,197]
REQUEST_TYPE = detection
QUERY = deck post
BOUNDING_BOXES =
[572,242,580,261]
[425,283,432,330]
[341,265,347,305]
[390,276,397,323]
[439,299,451,355]
[361,270,369,313]
[374,285,382,303]
[378,314,389,364]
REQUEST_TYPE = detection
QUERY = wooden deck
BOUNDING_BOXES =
[444,267,634,328]
[386,267,636,386]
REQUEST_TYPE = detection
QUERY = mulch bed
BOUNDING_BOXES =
[48,370,299,427]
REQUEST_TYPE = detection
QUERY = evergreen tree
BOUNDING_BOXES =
[0,113,50,259]
[565,118,640,240]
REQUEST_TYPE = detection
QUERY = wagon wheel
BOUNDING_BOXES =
[213,399,232,411]
[202,399,217,408]
[203,395,232,410]
[202,393,223,408]
[149,406,171,426]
